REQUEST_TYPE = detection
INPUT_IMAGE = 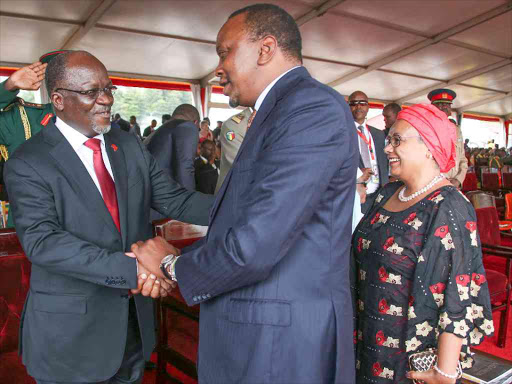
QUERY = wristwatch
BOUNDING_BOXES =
[159,254,179,282]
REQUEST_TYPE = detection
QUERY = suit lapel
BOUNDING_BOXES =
[210,67,307,222]
[45,122,121,239]
[104,134,128,248]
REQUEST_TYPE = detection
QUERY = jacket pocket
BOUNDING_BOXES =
[228,298,291,327]
[33,291,87,314]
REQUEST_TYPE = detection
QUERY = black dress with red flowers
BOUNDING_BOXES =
[352,182,493,383]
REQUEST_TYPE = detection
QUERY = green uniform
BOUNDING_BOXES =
[0,80,53,227]
[0,80,53,161]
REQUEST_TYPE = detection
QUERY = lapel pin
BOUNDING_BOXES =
[111,144,118,152]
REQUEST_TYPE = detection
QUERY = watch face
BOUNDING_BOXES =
[160,255,175,266]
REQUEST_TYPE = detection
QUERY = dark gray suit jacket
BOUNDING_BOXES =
[4,120,213,382]
[176,67,357,383]
[146,119,199,221]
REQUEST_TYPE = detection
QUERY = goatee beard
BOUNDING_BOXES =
[92,123,111,135]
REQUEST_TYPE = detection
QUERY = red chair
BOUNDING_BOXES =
[153,219,207,384]
[462,172,478,193]
[475,207,512,348]
[502,171,512,191]
[481,171,500,193]
[0,229,34,384]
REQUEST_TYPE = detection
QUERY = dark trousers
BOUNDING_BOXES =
[36,298,144,384]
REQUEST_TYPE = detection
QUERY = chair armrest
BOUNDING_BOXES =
[501,232,512,238]
[481,242,512,253]
[482,247,512,259]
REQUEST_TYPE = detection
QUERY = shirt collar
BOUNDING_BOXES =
[254,66,302,111]
[55,117,105,152]
[354,119,367,129]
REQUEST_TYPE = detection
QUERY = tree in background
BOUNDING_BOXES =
[112,85,194,128]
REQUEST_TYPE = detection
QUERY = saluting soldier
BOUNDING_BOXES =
[427,88,468,188]
[0,50,68,227]
[214,107,252,193]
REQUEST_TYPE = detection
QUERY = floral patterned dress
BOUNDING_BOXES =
[352,182,494,383]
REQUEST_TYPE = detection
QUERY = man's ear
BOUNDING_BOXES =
[257,35,277,66]
[51,92,65,112]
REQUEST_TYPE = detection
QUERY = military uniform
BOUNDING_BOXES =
[0,80,53,161]
[214,108,252,194]
[427,88,468,186]
[0,51,66,227]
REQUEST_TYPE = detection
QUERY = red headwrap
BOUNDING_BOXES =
[396,103,456,173]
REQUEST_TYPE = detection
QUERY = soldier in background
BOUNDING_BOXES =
[427,88,468,188]
[0,50,68,227]
[214,107,252,194]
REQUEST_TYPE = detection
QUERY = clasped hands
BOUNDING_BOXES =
[126,236,181,299]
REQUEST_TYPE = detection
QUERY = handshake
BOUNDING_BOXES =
[126,236,180,299]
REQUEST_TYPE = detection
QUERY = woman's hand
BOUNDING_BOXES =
[406,369,456,384]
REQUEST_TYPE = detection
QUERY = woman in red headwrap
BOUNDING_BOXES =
[352,104,493,384]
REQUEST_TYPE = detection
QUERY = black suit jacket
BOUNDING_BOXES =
[117,118,130,133]
[194,158,218,195]
[146,119,199,221]
[4,120,213,382]
[358,124,389,187]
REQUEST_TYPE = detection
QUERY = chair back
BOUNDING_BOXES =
[481,172,500,191]
[503,171,512,190]
[475,206,501,246]
[505,193,512,220]
[462,172,478,192]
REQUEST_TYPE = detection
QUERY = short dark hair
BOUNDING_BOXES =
[130,115,136,120]
[162,114,171,122]
[172,104,200,122]
[229,3,302,62]
[384,103,402,115]
[45,51,73,94]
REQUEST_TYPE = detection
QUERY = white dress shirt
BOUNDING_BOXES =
[55,117,115,197]
[254,66,302,111]
[355,120,380,194]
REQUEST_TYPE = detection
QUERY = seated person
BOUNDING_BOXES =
[194,140,219,195]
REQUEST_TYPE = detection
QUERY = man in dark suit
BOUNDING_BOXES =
[4,51,213,384]
[142,119,157,139]
[349,90,389,213]
[194,140,219,195]
[146,103,200,220]
[132,4,357,383]
[113,113,130,133]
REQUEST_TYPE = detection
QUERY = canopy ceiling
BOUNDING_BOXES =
[1,0,511,118]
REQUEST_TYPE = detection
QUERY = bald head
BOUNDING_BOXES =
[172,104,200,123]
[348,91,369,124]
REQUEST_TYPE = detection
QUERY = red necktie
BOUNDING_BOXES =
[247,109,257,129]
[84,138,121,232]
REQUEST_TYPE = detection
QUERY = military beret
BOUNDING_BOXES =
[427,88,457,104]
[39,50,72,64]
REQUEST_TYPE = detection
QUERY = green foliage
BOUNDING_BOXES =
[112,86,193,128]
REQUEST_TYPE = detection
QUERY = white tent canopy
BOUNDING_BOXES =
[0,0,511,119]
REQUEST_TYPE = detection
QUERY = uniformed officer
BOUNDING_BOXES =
[427,88,468,188]
[0,50,70,161]
[214,107,252,194]
[0,50,68,227]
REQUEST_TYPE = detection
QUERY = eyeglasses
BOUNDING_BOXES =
[385,135,421,148]
[348,100,369,107]
[54,85,117,99]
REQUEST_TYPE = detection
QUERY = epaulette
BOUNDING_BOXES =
[18,97,45,109]
[231,111,246,124]
[2,97,21,112]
